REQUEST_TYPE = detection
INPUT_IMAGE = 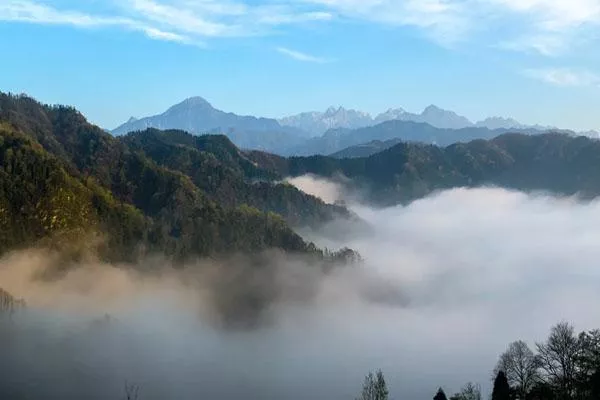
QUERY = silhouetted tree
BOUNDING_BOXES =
[357,370,389,400]
[495,340,541,399]
[434,387,448,400]
[375,370,389,400]
[450,382,482,400]
[536,322,580,399]
[576,329,600,399]
[492,371,511,400]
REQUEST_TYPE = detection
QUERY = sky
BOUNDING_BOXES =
[1,0,600,131]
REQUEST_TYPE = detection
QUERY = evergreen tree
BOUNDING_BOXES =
[492,371,511,400]
[434,387,448,400]
[375,370,389,400]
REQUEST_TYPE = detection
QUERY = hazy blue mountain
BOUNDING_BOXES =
[285,120,560,156]
[330,138,404,158]
[112,98,594,156]
[278,106,373,135]
[418,105,473,129]
[250,132,600,207]
[280,104,474,135]
[111,97,309,152]
[373,108,411,124]
[474,116,526,130]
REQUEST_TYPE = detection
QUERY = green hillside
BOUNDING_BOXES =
[249,133,600,206]
[0,93,339,261]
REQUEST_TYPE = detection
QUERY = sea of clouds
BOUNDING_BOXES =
[2,176,600,399]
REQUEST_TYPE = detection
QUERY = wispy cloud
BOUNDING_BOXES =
[0,0,197,44]
[276,47,332,63]
[307,0,600,55]
[0,0,334,46]
[306,0,471,46]
[489,0,600,56]
[2,0,600,59]
[524,68,600,87]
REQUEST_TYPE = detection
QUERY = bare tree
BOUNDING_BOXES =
[536,322,580,399]
[495,340,541,399]
[123,381,140,400]
[450,382,482,400]
[0,287,25,319]
[357,370,389,400]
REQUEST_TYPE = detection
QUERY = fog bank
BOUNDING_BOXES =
[3,181,600,399]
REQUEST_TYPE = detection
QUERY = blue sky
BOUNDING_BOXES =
[1,0,600,131]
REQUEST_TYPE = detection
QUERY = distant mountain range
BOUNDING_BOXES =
[113,96,289,135]
[112,97,310,152]
[279,104,557,134]
[248,132,600,207]
[287,120,580,157]
[112,97,598,156]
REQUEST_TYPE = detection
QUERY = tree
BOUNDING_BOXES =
[357,370,389,400]
[495,340,541,399]
[536,322,580,399]
[434,387,448,400]
[450,382,482,400]
[375,369,389,400]
[575,329,600,399]
[492,371,511,400]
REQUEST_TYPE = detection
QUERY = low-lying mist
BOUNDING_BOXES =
[3,176,600,399]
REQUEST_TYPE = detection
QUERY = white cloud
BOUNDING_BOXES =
[307,0,600,55]
[276,47,332,63]
[9,186,600,398]
[306,0,471,46]
[0,0,196,44]
[0,0,335,46]
[524,68,600,87]
[3,0,600,58]
[488,0,600,56]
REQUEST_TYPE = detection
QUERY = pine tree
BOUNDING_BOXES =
[375,370,389,400]
[434,388,448,400]
[492,371,511,400]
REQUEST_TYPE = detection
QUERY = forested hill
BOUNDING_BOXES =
[120,128,349,227]
[248,133,600,206]
[0,93,350,261]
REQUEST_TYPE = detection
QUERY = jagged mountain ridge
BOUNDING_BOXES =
[279,104,548,134]
[113,97,596,154]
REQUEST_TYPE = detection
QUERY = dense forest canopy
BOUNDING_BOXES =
[248,133,600,206]
[0,92,355,262]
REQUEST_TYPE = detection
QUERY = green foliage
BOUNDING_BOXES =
[250,132,600,206]
[121,128,349,227]
[0,92,327,261]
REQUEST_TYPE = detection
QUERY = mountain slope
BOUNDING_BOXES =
[329,138,403,159]
[281,104,475,136]
[284,117,580,156]
[278,107,373,135]
[0,121,148,260]
[112,97,309,153]
[250,132,600,206]
[120,128,349,227]
[113,97,282,135]
[0,93,325,260]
